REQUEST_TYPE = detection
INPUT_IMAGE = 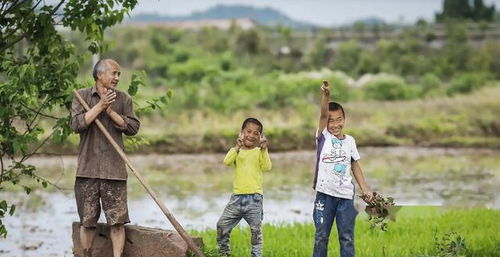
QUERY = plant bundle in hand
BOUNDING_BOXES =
[362,192,396,231]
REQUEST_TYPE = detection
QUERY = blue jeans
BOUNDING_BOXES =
[217,194,263,257]
[312,192,358,257]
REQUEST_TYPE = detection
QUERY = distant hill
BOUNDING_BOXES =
[130,4,316,29]
[350,16,387,26]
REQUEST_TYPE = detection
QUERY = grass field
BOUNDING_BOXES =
[192,207,500,257]
[41,84,500,154]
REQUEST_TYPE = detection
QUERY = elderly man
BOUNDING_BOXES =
[70,59,140,257]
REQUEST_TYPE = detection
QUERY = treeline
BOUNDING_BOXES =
[437,0,496,22]
[66,20,500,113]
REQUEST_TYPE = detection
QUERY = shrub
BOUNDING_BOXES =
[363,74,417,100]
[419,73,444,97]
[446,72,492,95]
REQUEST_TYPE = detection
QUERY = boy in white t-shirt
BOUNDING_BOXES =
[312,80,374,257]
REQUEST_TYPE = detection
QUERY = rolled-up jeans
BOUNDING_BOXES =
[313,191,358,257]
[217,193,263,257]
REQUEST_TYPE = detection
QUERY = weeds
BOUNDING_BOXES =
[363,192,396,231]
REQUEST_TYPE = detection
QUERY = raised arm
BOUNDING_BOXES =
[223,133,244,166]
[318,80,330,133]
[223,148,238,167]
[259,135,272,171]
[259,148,272,172]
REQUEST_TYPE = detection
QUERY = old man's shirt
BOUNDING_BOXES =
[70,87,140,180]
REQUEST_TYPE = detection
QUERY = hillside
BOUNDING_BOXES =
[130,4,316,29]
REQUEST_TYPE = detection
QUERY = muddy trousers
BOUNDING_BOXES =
[312,192,358,257]
[217,194,263,257]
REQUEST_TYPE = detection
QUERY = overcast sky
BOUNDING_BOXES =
[130,0,500,26]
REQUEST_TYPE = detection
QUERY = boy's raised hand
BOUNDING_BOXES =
[321,80,329,95]
[318,80,330,133]
[259,134,268,149]
[236,132,244,150]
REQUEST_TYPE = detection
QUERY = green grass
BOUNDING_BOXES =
[192,207,500,257]
[37,83,500,154]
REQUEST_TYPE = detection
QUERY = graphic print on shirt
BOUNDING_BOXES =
[321,137,349,186]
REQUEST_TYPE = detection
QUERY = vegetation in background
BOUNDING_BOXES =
[62,18,500,112]
[46,85,500,153]
[44,18,500,153]
[436,0,496,22]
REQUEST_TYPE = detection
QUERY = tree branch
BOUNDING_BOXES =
[2,0,23,15]
[0,35,25,53]
[0,0,65,53]
[0,151,4,184]
[0,0,44,43]
[22,97,52,137]
[20,130,55,163]
[32,173,68,192]
[20,103,60,120]
[0,1,8,15]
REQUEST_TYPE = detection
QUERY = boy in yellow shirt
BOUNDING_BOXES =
[217,118,272,257]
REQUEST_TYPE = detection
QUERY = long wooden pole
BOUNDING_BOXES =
[73,89,205,257]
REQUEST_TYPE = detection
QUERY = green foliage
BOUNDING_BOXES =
[169,59,219,83]
[363,74,418,100]
[234,29,263,55]
[136,89,172,115]
[434,231,467,257]
[124,136,150,152]
[419,73,444,97]
[77,21,500,114]
[332,40,363,73]
[437,0,495,22]
[0,200,15,237]
[306,36,333,68]
[128,70,146,96]
[364,192,396,231]
[447,72,492,95]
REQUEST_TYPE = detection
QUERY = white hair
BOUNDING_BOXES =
[92,59,109,81]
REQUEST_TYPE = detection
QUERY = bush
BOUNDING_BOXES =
[419,73,444,97]
[278,69,353,103]
[169,59,219,83]
[447,72,492,95]
[363,74,417,100]
[332,40,363,73]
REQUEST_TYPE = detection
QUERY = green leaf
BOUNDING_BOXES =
[0,201,6,211]
[23,186,32,195]
[9,205,16,216]
[0,226,7,238]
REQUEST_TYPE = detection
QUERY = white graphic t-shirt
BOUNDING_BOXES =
[315,128,360,199]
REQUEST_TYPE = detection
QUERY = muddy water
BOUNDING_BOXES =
[1,147,499,256]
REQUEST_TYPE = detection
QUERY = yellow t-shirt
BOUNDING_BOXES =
[223,147,272,195]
